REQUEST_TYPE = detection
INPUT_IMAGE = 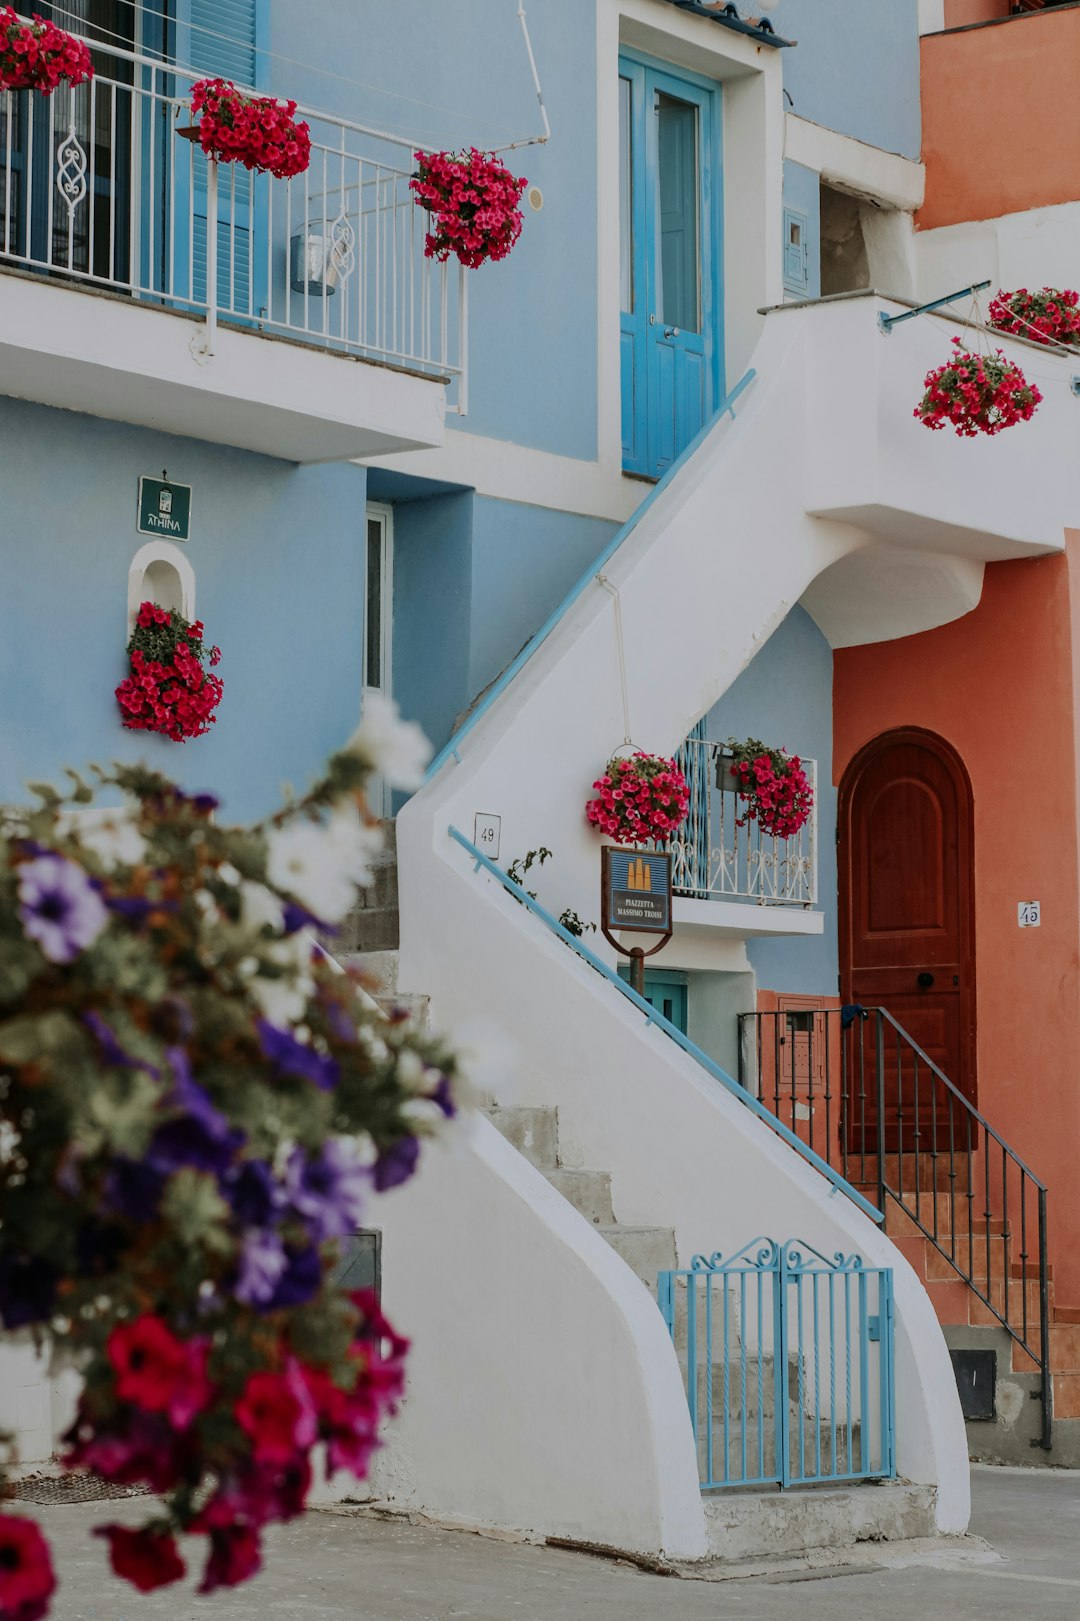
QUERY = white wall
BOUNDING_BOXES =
[370,1118,706,1556]
[916,200,1080,308]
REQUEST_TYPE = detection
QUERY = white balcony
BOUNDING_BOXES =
[0,36,460,462]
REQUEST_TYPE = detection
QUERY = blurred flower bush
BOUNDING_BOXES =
[0,697,461,1612]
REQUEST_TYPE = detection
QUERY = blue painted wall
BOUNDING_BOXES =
[269,0,599,462]
[468,499,619,698]
[703,607,837,996]
[389,489,475,757]
[770,0,921,160]
[0,399,366,822]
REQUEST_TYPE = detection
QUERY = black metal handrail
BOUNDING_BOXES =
[738,1007,1051,1449]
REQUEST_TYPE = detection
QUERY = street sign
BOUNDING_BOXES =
[602,847,673,934]
[138,477,192,541]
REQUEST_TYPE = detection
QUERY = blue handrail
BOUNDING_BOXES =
[448,826,883,1225]
[425,369,758,784]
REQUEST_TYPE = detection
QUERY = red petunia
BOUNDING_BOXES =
[200,1524,262,1592]
[0,1515,56,1621]
[107,1315,213,1431]
[234,1363,316,1465]
[95,1524,185,1592]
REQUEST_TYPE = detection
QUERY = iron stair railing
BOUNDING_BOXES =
[739,1008,1051,1450]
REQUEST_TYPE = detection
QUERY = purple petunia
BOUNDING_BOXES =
[262,1241,322,1311]
[147,1048,244,1177]
[257,1019,339,1092]
[224,1160,281,1229]
[82,1011,159,1075]
[372,1136,420,1192]
[285,1141,366,1241]
[104,1158,166,1223]
[17,852,108,963]
[235,1229,289,1307]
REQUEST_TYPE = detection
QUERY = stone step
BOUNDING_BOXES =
[701,1482,937,1562]
[545,1168,614,1225]
[336,821,399,954]
[596,1225,676,1290]
[694,1420,865,1486]
[484,1105,558,1171]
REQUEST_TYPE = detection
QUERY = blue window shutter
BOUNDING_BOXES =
[783,208,809,299]
[175,0,269,316]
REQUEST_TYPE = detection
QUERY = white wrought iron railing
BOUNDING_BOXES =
[668,732,818,906]
[0,29,465,393]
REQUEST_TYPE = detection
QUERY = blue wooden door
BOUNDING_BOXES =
[618,966,689,1034]
[620,60,721,479]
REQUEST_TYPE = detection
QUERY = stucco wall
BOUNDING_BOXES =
[920,6,1080,228]
[0,398,366,820]
[704,606,837,995]
[769,0,922,160]
[270,0,599,462]
[833,545,1080,1301]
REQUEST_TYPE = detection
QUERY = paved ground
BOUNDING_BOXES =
[25,1465,1080,1619]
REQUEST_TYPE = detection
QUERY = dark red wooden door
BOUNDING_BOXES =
[839,732,976,1151]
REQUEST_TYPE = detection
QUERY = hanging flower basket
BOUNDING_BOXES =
[585,752,690,846]
[915,338,1042,438]
[0,6,92,94]
[0,735,461,1608]
[115,602,223,743]
[989,285,1080,349]
[409,148,527,269]
[189,78,311,179]
[726,739,813,840]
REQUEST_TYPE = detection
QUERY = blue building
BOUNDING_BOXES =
[4,0,1077,1554]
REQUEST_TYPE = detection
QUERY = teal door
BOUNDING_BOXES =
[619,966,689,1035]
[620,59,722,478]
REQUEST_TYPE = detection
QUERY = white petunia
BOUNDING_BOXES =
[239,880,285,934]
[59,805,147,870]
[347,692,432,791]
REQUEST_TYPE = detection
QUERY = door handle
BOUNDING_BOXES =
[917,972,935,989]
[664,326,680,339]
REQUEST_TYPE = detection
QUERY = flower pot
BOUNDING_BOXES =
[716,755,744,794]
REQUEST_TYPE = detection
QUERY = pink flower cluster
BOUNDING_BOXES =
[989,285,1080,349]
[115,602,223,743]
[586,753,690,846]
[0,7,92,95]
[410,148,526,270]
[915,338,1042,438]
[191,78,310,180]
[66,1293,405,1596]
[730,744,813,840]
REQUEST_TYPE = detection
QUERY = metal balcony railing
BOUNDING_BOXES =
[0,30,466,392]
[666,729,818,906]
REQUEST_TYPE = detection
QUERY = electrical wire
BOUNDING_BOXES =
[46,0,541,149]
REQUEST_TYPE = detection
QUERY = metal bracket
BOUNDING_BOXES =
[878,280,991,335]
[1070,377,1080,398]
[867,1316,882,1343]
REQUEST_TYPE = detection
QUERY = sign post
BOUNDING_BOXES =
[600,846,674,998]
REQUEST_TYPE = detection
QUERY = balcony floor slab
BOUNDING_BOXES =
[0,268,447,465]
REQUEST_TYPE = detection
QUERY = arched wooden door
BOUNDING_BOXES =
[838,730,976,1150]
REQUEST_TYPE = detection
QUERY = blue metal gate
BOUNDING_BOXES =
[657,1238,895,1490]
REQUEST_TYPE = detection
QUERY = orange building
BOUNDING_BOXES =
[820,1,1080,1462]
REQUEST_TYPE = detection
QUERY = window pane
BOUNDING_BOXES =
[657,94,700,333]
[619,76,633,314]
[366,517,383,690]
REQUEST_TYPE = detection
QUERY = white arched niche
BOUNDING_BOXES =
[127,541,196,635]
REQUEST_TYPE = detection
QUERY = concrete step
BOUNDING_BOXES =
[484,1106,558,1172]
[336,821,399,954]
[596,1225,676,1290]
[545,1168,614,1225]
[374,991,430,1031]
[340,949,399,995]
[702,1482,937,1562]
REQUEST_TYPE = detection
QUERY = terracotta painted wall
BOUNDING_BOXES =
[944,0,1010,25]
[833,542,1080,1300]
[920,7,1080,228]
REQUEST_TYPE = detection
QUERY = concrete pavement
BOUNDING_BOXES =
[25,1465,1080,1619]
